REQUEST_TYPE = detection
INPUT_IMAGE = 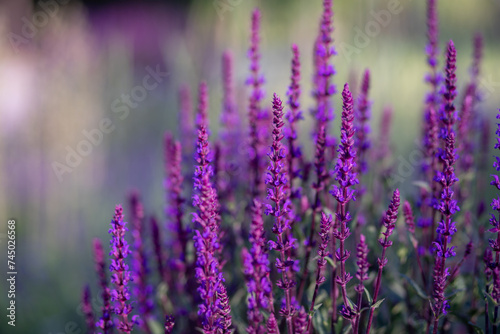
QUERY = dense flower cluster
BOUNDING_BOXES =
[108,205,134,333]
[82,2,497,334]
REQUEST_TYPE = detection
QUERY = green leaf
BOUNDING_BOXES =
[468,322,485,334]
[371,298,385,310]
[325,256,336,269]
[346,296,357,310]
[364,286,373,304]
[314,303,323,312]
[401,273,429,299]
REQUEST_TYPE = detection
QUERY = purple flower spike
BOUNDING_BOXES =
[192,91,230,332]
[312,0,336,133]
[440,40,457,141]
[164,315,175,334]
[219,50,241,201]
[355,69,371,175]
[242,199,273,334]
[196,81,209,129]
[286,44,303,203]
[128,192,153,330]
[294,307,308,334]
[331,83,357,325]
[489,110,500,323]
[150,216,165,283]
[94,238,112,333]
[248,8,267,199]
[266,313,279,334]
[108,205,134,334]
[164,133,187,277]
[307,212,333,331]
[266,93,296,333]
[432,132,459,332]
[366,189,400,334]
[82,285,95,334]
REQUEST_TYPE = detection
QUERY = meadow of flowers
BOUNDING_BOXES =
[82,1,497,333]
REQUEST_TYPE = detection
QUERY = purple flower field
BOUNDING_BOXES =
[78,1,500,333]
[3,1,500,334]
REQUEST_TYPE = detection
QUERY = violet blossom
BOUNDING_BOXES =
[366,189,401,334]
[331,83,357,322]
[94,238,113,334]
[108,205,135,334]
[242,199,273,334]
[266,93,296,334]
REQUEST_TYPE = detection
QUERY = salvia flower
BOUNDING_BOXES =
[242,199,273,334]
[82,285,95,334]
[313,0,336,132]
[366,189,400,334]
[489,111,500,310]
[354,69,371,175]
[331,83,357,318]
[219,50,241,201]
[164,315,175,334]
[432,132,459,332]
[94,238,113,334]
[266,313,279,334]
[247,8,267,199]
[128,192,153,330]
[266,93,296,333]
[352,234,369,333]
[192,89,230,332]
[286,43,303,202]
[439,40,457,141]
[294,307,308,334]
[297,124,327,302]
[307,212,333,331]
[108,205,134,333]
[164,133,188,273]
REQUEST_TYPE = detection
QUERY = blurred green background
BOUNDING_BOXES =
[1,0,500,332]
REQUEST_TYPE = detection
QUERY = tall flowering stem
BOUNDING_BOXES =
[366,189,401,334]
[109,205,134,334]
[489,110,500,333]
[266,94,296,334]
[94,238,112,333]
[150,216,165,283]
[248,8,266,199]
[82,285,95,334]
[192,89,231,332]
[164,133,188,281]
[129,192,153,333]
[355,69,371,177]
[242,199,274,334]
[307,212,333,332]
[313,0,336,136]
[440,40,457,141]
[431,133,459,334]
[421,0,441,255]
[286,44,303,204]
[331,83,357,321]
[219,50,241,202]
[297,125,327,302]
[353,234,369,333]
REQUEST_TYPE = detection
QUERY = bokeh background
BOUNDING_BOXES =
[1,0,500,332]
